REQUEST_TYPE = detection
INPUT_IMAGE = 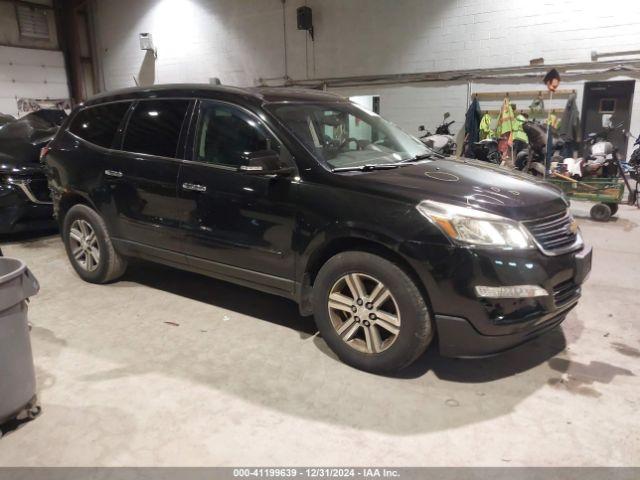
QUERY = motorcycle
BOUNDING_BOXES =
[627,132,640,181]
[626,132,640,206]
[561,122,623,180]
[418,112,456,155]
[470,138,502,165]
[515,120,565,175]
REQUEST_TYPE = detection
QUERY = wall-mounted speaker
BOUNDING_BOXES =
[296,6,314,40]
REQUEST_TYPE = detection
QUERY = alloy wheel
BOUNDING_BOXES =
[69,219,100,272]
[327,273,401,354]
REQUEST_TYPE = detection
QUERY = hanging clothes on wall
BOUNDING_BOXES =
[464,97,482,158]
[529,95,545,118]
[496,97,516,137]
[512,113,529,157]
[558,92,581,158]
[496,97,516,160]
[463,96,482,157]
[479,113,494,140]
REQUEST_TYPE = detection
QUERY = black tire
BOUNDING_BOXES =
[312,251,433,373]
[590,203,612,222]
[62,204,127,283]
[604,202,618,216]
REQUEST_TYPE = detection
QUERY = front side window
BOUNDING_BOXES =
[195,102,282,168]
[69,102,131,148]
[266,102,429,169]
[123,99,190,158]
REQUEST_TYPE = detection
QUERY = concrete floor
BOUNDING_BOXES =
[0,202,638,466]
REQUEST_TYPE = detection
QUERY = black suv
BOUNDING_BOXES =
[44,84,591,373]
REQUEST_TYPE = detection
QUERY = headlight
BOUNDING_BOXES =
[417,199,535,249]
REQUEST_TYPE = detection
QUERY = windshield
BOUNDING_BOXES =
[266,102,430,169]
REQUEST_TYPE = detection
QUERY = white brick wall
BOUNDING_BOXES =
[91,0,640,153]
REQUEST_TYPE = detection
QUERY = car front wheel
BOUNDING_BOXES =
[312,251,434,373]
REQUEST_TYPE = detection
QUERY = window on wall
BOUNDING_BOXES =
[15,4,51,40]
[123,100,190,158]
[69,102,132,149]
[195,102,281,167]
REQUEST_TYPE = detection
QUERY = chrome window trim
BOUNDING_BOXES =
[7,178,53,205]
[67,97,298,175]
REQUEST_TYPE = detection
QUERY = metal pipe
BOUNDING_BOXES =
[592,49,640,61]
[280,59,640,89]
[281,0,288,79]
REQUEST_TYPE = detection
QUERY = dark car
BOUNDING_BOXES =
[44,84,591,373]
[0,110,67,233]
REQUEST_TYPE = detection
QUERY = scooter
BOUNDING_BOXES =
[418,112,456,155]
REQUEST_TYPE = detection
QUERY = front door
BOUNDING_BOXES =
[177,100,298,292]
[106,98,191,253]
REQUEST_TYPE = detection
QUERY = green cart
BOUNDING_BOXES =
[547,177,625,222]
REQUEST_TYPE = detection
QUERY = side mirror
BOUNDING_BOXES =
[443,112,450,119]
[238,150,294,176]
[418,125,425,131]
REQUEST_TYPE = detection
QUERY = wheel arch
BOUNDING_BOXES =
[298,235,435,319]
[56,191,97,225]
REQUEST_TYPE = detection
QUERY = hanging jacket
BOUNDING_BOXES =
[464,97,482,145]
[512,114,529,143]
[479,113,494,140]
[558,93,580,141]
[529,96,545,117]
[496,98,516,139]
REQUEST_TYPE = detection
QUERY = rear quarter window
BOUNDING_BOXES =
[69,102,131,148]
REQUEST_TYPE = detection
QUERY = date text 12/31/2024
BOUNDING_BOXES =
[233,468,400,478]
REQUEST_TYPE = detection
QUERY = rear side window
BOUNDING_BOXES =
[69,102,131,148]
[122,100,190,158]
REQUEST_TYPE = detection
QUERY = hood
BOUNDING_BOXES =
[0,110,64,167]
[345,157,567,221]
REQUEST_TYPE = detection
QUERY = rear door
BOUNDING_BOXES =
[176,100,298,291]
[105,98,192,253]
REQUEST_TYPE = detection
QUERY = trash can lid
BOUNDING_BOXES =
[0,257,39,312]
[0,257,27,282]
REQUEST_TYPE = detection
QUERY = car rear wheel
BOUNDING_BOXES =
[312,251,433,373]
[62,204,127,283]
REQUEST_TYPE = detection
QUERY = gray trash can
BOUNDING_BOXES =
[0,257,40,430]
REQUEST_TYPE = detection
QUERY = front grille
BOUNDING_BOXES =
[553,279,581,307]
[522,210,578,254]
[27,177,52,202]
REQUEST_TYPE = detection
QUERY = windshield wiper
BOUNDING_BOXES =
[331,163,403,173]
[401,151,445,163]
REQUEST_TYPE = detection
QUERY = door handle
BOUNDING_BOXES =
[105,170,123,178]
[182,182,207,192]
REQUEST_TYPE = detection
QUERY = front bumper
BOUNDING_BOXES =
[0,184,54,234]
[404,241,592,357]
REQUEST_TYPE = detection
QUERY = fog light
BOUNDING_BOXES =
[475,285,548,298]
